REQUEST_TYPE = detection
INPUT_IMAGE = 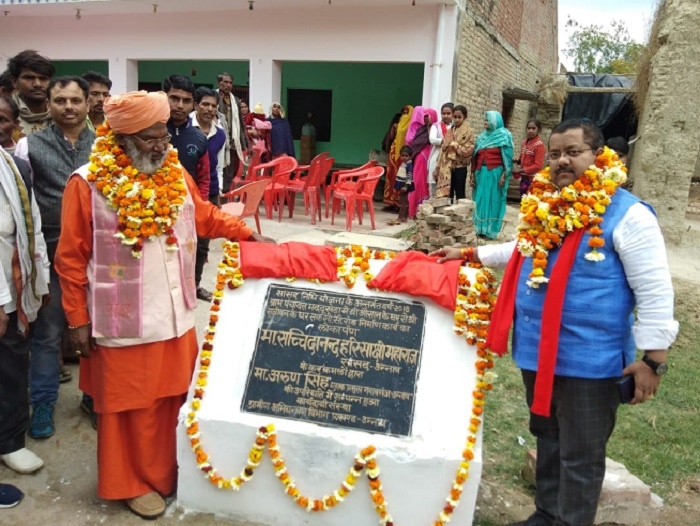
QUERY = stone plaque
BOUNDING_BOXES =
[241,284,426,437]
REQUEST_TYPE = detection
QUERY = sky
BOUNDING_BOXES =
[558,0,660,69]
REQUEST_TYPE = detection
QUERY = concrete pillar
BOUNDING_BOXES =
[630,0,700,245]
[108,57,139,95]
[248,58,282,110]
[426,4,458,108]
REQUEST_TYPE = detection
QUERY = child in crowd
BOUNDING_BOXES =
[513,118,545,197]
[389,145,414,224]
[606,136,629,166]
[606,136,632,189]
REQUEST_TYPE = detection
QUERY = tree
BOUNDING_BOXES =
[564,18,645,74]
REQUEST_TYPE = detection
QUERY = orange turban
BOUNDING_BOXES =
[104,91,170,134]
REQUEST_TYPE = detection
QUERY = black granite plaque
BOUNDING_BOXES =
[241,284,426,437]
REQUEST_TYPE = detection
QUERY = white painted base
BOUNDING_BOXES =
[177,259,484,525]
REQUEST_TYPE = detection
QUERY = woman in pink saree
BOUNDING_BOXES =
[406,106,437,218]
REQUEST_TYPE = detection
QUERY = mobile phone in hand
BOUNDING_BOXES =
[617,375,635,404]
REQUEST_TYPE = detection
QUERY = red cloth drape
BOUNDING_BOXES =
[239,241,339,281]
[368,251,463,311]
[485,229,585,417]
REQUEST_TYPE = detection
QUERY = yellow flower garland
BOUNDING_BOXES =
[516,146,627,287]
[185,242,497,525]
[86,124,187,258]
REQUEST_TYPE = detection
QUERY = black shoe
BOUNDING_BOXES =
[80,394,98,430]
[0,483,24,508]
[506,511,554,526]
[196,287,213,302]
[58,365,72,383]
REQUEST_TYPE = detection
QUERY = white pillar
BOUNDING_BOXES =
[248,57,282,110]
[427,4,459,108]
[108,57,139,95]
[433,4,459,106]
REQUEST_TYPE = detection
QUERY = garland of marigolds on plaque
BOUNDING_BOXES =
[184,243,498,525]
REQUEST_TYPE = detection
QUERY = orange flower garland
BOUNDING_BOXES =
[440,262,498,525]
[517,146,627,287]
[86,124,187,258]
[335,244,395,288]
[185,242,497,525]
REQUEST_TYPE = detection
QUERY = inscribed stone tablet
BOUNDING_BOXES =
[241,284,426,436]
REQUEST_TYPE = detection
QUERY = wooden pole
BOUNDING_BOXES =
[565,86,636,94]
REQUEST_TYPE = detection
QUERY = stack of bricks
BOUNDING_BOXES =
[415,197,477,252]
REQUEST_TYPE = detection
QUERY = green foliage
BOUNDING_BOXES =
[564,18,645,74]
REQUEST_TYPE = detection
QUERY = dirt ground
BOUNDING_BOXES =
[2,202,699,525]
[4,382,700,526]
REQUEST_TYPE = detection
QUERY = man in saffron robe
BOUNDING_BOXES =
[433,119,678,526]
[54,91,271,520]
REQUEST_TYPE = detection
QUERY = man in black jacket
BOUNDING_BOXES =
[163,75,212,302]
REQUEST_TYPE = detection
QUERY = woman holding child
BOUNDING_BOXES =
[406,106,438,218]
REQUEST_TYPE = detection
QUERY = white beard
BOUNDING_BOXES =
[123,138,168,175]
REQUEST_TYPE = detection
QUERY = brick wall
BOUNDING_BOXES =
[452,0,558,147]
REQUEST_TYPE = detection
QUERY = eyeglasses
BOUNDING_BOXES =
[548,148,593,161]
[133,133,172,147]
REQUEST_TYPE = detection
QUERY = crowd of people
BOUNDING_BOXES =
[0,47,678,526]
[0,49,273,518]
[379,102,635,243]
[380,102,515,237]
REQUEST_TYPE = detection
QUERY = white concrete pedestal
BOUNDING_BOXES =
[177,260,484,525]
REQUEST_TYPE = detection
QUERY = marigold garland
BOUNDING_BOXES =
[185,242,497,525]
[517,146,627,287]
[86,124,187,258]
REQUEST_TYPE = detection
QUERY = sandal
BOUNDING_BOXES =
[387,220,400,226]
[59,366,72,384]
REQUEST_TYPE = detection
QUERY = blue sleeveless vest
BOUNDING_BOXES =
[512,189,651,379]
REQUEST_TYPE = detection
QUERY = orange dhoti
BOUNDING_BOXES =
[79,329,199,500]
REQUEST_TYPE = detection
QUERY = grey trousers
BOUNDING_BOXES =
[521,369,620,526]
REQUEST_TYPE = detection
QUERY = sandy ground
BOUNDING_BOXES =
[2,198,698,525]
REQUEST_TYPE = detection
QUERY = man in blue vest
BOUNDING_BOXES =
[433,119,678,526]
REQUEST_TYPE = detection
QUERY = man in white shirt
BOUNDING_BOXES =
[190,87,227,302]
[216,72,247,194]
[0,148,50,475]
[434,119,678,526]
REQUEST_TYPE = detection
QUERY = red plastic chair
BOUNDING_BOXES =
[281,153,334,224]
[324,160,378,218]
[252,156,298,220]
[230,145,265,190]
[330,166,384,231]
[220,179,270,234]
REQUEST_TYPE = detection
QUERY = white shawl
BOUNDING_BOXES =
[0,148,50,334]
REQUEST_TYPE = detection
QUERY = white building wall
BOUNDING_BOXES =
[0,5,459,105]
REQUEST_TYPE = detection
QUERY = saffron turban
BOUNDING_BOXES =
[104,91,170,134]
